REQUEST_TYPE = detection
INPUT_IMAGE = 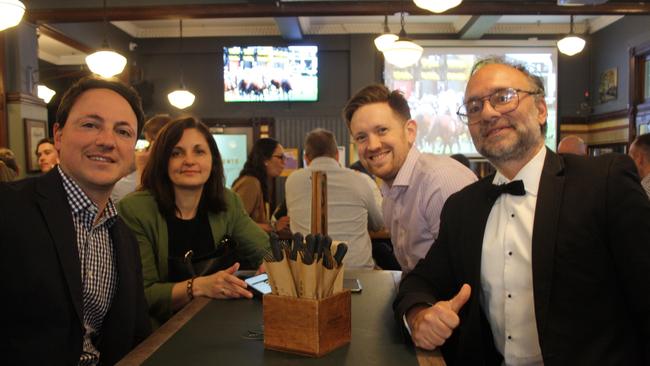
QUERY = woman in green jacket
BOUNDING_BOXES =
[118,117,269,327]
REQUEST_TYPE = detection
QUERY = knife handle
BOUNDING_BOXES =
[269,232,283,261]
[304,234,316,264]
[291,232,303,260]
[333,243,348,266]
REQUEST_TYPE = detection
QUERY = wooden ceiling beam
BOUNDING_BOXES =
[27,2,650,23]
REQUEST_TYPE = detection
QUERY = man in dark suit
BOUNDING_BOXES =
[394,57,650,365]
[0,76,151,365]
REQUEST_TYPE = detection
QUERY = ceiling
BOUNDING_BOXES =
[110,15,619,38]
[30,0,644,65]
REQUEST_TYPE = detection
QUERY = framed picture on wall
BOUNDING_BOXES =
[24,119,47,172]
[599,68,618,104]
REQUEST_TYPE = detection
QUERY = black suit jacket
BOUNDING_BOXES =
[0,169,151,365]
[394,150,650,365]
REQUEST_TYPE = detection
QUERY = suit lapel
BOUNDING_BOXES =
[458,175,503,362]
[35,170,84,325]
[463,175,500,288]
[531,149,565,336]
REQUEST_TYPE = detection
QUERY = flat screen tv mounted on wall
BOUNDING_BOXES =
[223,45,318,102]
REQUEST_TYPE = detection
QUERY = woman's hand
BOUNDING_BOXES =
[275,216,290,232]
[193,262,253,299]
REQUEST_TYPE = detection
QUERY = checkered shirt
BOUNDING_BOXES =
[58,167,118,366]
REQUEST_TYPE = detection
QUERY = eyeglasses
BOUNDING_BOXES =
[271,154,286,162]
[456,88,542,125]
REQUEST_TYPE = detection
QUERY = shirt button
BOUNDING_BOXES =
[508,251,513,256]
[508,335,512,340]
[511,213,515,218]
[507,294,512,298]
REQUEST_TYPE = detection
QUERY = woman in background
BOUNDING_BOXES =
[232,138,290,233]
[118,117,269,327]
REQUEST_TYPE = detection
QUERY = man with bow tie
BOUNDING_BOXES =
[394,57,650,365]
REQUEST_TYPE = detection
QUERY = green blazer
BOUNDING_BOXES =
[118,189,270,327]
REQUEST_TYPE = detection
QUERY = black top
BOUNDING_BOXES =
[167,209,215,281]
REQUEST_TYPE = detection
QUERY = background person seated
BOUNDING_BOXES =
[232,138,290,234]
[0,160,16,182]
[0,147,19,177]
[629,132,650,199]
[285,128,383,269]
[118,117,270,328]
[35,137,60,173]
[557,135,588,156]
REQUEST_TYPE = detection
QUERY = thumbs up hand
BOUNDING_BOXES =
[406,284,471,350]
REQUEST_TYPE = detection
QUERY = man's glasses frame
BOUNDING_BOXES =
[456,87,543,125]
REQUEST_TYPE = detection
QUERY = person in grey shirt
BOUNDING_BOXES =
[286,128,383,269]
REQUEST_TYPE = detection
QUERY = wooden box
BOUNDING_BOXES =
[263,290,351,357]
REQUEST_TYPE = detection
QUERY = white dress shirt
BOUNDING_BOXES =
[480,146,546,366]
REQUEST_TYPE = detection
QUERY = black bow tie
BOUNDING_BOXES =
[488,180,526,200]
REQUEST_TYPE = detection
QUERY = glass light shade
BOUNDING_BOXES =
[0,0,25,31]
[37,84,56,103]
[382,39,423,68]
[557,35,586,56]
[414,0,463,13]
[168,89,195,109]
[85,50,127,78]
[374,33,399,52]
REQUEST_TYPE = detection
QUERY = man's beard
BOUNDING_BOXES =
[476,120,543,165]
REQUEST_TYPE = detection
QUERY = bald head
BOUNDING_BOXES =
[629,133,650,179]
[557,135,587,156]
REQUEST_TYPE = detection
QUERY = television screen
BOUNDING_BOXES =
[384,43,557,156]
[224,45,318,102]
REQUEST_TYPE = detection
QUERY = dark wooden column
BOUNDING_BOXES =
[0,32,6,147]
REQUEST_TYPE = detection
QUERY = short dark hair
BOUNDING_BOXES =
[234,138,280,203]
[470,56,547,135]
[143,114,172,141]
[140,117,226,217]
[56,76,145,137]
[35,137,54,156]
[304,129,338,160]
[343,84,411,129]
[0,148,18,175]
[632,133,650,159]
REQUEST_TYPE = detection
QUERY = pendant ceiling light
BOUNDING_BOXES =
[413,0,462,13]
[557,15,586,56]
[85,0,127,78]
[37,84,56,103]
[382,12,423,68]
[374,15,398,52]
[168,19,195,110]
[0,0,25,31]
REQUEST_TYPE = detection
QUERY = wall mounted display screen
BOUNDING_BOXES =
[384,44,557,156]
[213,134,247,188]
[224,46,318,102]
